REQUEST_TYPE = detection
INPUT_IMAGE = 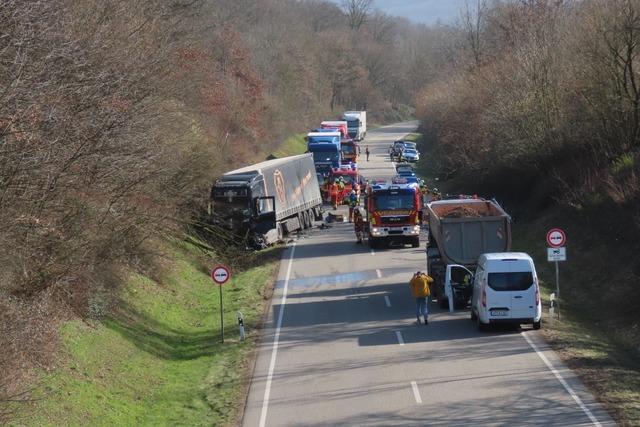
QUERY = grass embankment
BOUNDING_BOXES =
[17,242,282,427]
[414,132,640,426]
[271,133,306,158]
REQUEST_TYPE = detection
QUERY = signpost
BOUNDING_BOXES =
[546,228,566,248]
[211,265,231,343]
[546,229,567,320]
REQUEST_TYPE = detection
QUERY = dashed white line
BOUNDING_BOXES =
[384,295,391,307]
[521,332,601,427]
[411,381,422,404]
[394,330,405,346]
[375,268,382,278]
[259,243,297,427]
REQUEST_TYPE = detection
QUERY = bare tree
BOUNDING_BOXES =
[342,0,373,30]
[461,0,487,66]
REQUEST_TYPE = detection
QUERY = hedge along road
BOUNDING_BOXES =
[241,122,615,427]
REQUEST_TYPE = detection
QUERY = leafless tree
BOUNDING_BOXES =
[342,0,373,30]
[461,0,487,66]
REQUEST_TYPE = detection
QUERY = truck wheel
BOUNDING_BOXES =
[306,210,314,228]
[533,320,541,330]
[411,237,420,248]
[471,309,477,321]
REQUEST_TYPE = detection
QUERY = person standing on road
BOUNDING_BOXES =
[347,190,358,222]
[410,271,434,325]
[330,180,339,210]
[353,208,365,243]
[365,146,370,161]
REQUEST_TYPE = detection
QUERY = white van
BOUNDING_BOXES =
[470,253,542,330]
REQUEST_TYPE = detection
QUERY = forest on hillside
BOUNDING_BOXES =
[416,0,640,353]
[5,0,640,419]
[418,0,640,217]
[0,0,456,415]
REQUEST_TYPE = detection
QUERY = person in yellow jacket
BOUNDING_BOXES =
[410,271,434,325]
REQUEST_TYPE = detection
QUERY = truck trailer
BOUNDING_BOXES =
[342,111,367,141]
[426,199,512,308]
[320,121,349,139]
[211,154,323,248]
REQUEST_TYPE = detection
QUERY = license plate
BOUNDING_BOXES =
[491,310,507,316]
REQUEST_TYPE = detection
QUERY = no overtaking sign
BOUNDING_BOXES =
[546,228,566,248]
[211,265,231,285]
[211,264,231,343]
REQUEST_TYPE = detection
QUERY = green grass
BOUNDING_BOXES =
[271,133,307,158]
[19,242,282,427]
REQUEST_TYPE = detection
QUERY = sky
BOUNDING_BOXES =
[376,0,467,25]
[340,0,469,26]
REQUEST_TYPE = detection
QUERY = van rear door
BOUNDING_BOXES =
[487,260,534,319]
[486,272,513,318]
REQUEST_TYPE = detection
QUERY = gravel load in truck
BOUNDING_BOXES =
[426,198,512,308]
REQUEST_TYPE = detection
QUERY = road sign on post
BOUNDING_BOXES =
[211,265,231,343]
[547,247,566,262]
[546,228,567,248]
[546,228,566,320]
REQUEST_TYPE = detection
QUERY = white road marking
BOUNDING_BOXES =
[376,268,382,278]
[521,332,602,427]
[394,330,405,346]
[411,381,423,404]
[384,295,391,307]
[259,243,297,427]
[370,248,375,256]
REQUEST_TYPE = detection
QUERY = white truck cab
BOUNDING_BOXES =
[342,111,367,141]
[469,252,542,330]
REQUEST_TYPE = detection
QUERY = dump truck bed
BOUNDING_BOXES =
[427,199,511,265]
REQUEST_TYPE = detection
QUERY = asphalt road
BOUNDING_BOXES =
[242,122,615,427]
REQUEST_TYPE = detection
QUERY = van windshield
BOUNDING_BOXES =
[488,272,533,291]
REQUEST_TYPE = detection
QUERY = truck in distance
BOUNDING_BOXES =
[211,154,323,249]
[426,198,512,308]
[307,131,341,175]
[320,120,349,139]
[342,111,367,141]
[340,138,359,169]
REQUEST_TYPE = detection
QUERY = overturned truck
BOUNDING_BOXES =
[211,154,323,248]
[426,199,512,308]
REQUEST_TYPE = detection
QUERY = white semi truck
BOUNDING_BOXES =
[342,111,367,141]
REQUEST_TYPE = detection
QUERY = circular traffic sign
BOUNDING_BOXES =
[211,265,231,285]
[546,228,567,248]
